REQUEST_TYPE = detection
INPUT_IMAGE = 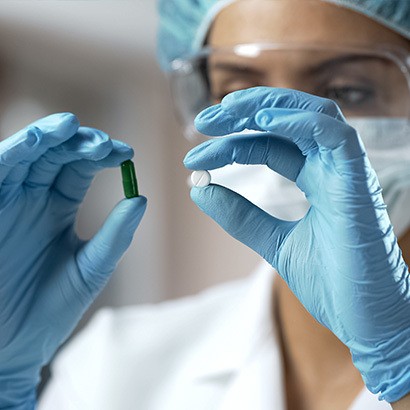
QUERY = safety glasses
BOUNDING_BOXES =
[168,42,410,141]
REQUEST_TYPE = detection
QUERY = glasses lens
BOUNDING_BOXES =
[170,45,410,140]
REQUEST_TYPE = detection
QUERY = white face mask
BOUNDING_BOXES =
[349,118,410,239]
[209,162,309,221]
[207,129,310,222]
[204,118,410,239]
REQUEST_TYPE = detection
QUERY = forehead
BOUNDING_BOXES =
[208,0,409,49]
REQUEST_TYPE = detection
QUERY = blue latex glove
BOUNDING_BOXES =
[0,113,147,409]
[184,87,410,403]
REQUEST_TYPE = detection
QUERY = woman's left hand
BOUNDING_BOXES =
[183,86,410,403]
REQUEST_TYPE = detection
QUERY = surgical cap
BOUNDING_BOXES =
[157,0,410,70]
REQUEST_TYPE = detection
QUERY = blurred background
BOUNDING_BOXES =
[0,0,261,354]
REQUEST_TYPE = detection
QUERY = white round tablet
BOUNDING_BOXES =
[191,170,211,187]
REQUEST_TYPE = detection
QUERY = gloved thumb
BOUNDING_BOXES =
[190,184,293,263]
[77,196,147,294]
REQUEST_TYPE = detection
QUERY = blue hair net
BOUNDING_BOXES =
[157,0,410,71]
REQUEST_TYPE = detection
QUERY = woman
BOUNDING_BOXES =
[0,1,409,409]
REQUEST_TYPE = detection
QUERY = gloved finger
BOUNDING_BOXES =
[19,127,113,190]
[51,140,134,203]
[76,196,147,295]
[184,133,305,182]
[190,184,295,264]
[0,113,80,186]
[195,87,346,136]
[224,87,346,119]
[254,108,365,163]
[25,127,113,189]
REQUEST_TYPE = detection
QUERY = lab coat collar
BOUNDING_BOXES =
[189,261,278,381]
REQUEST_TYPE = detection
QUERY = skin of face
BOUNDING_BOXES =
[207,1,410,409]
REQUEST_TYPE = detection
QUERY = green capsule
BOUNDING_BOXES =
[121,160,139,198]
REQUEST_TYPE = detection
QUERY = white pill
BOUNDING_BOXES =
[191,170,211,187]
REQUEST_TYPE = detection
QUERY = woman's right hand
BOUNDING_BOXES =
[0,113,147,409]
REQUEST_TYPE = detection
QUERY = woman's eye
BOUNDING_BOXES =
[322,86,375,107]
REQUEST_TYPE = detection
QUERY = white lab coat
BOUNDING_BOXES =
[39,262,391,410]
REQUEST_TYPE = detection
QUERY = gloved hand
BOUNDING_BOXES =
[184,87,410,403]
[0,113,147,409]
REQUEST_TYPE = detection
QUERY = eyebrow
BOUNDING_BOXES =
[308,54,390,75]
[209,62,264,76]
[209,54,390,76]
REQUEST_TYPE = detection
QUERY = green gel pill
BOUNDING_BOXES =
[121,160,139,198]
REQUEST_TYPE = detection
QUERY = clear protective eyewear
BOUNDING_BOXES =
[168,42,410,142]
